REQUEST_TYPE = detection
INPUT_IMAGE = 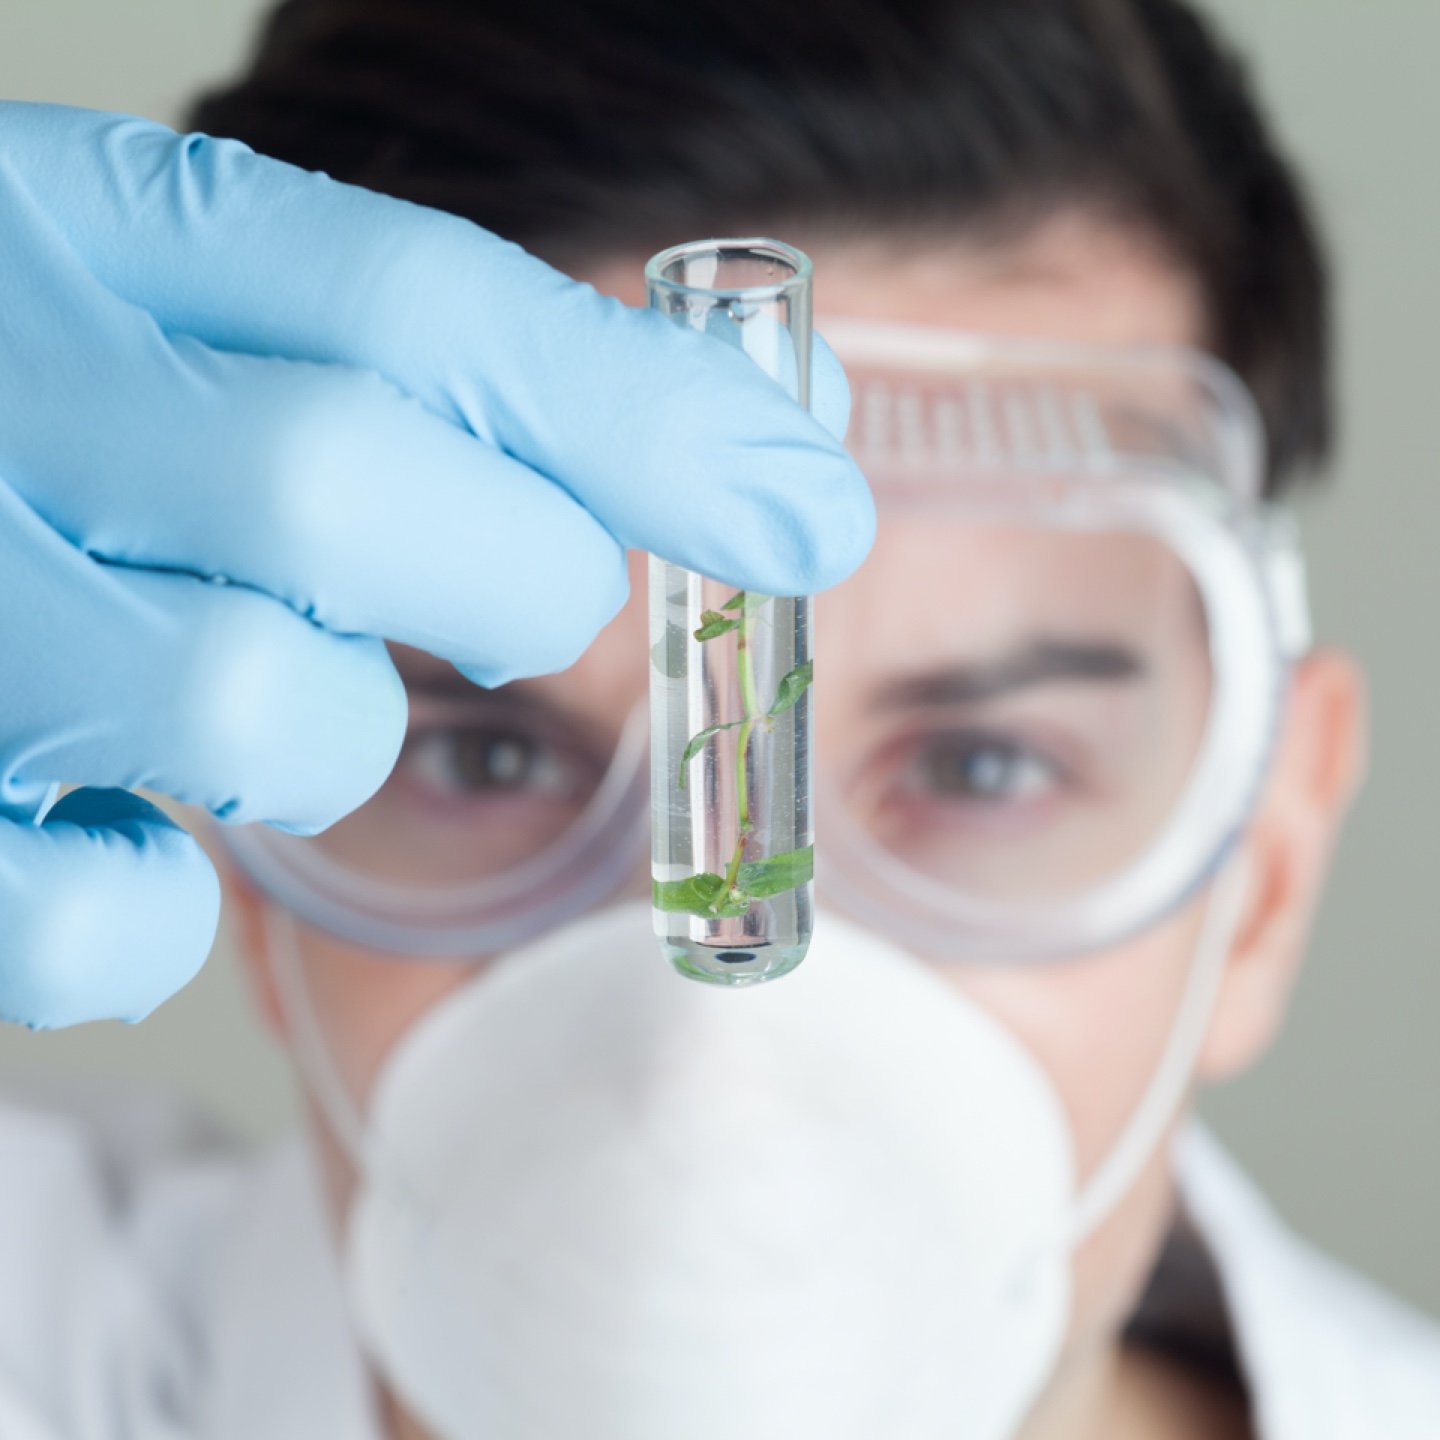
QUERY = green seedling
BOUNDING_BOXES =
[655,592,813,919]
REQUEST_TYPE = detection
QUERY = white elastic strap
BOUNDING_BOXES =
[263,905,371,1170]
[1260,508,1313,658]
[1066,854,1251,1246]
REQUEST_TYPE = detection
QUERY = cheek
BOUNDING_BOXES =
[953,902,1206,1180]
[290,923,481,1114]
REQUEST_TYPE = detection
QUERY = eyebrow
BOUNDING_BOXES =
[875,639,1147,710]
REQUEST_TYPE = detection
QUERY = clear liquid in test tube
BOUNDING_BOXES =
[646,239,815,986]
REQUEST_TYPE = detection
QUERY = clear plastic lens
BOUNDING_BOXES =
[222,512,1249,964]
[310,693,613,891]
[820,525,1214,911]
[296,517,1212,920]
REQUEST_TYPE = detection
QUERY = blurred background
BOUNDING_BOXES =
[1,0,1436,1317]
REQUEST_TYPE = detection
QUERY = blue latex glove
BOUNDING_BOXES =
[0,103,873,1030]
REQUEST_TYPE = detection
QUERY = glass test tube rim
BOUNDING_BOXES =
[644,236,814,303]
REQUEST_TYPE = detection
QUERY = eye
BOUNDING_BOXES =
[908,732,1065,804]
[399,725,580,800]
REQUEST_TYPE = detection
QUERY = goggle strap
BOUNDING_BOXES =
[1063,852,1252,1248]
[1258,507,1313,658]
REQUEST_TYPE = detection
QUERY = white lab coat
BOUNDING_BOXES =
[0,1094,1435,1439]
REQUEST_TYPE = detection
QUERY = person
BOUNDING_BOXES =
[0,1,1435,1437]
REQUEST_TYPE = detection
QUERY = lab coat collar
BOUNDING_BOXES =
[1175,1125,1440,1440]
[198,1136,383,1440]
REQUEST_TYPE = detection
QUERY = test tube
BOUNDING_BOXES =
[646,239,815,986]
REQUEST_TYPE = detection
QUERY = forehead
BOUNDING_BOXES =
[583,208,1206,350]
[818,525,1203,676]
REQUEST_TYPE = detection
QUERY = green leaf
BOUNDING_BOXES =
[652,872,752,919]
[653,872,727,915]
[737,845,814,899]
[652,847,812,916]
[677,719,746,789]
[767,660,814,718]
[720,591,747,612]
[694,611,741,642]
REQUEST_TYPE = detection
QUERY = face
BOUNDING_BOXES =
[228,208,1364,1420]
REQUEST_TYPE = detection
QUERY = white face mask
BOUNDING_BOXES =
[270,866,1247,1440]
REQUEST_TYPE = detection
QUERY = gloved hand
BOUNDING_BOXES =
[0,102,872,1030]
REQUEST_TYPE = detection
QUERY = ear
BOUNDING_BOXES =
[212,846,290,1043]
[1198,649,1368,1080]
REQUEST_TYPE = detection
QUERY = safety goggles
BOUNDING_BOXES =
[218,322,1309,963]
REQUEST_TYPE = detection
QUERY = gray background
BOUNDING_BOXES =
[1,0,1436,1317]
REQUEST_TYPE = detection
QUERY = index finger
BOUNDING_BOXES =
[1,103,874,595]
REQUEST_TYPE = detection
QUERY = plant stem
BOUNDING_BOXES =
[723,596,762,895]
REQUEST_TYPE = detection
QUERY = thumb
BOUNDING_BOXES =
[0,789,220,1029]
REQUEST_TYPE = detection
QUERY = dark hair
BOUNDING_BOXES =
[189,0,1332,493]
